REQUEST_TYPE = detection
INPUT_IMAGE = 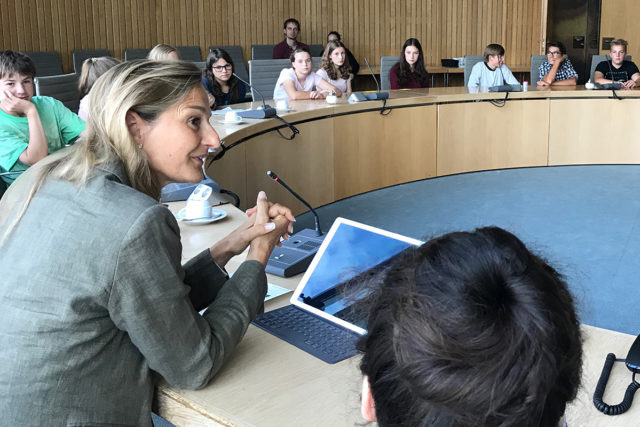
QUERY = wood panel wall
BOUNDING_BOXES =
[1,0,546,73]
[600,0,640,58]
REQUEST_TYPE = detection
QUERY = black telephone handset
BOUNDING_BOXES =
[593,334,640,415]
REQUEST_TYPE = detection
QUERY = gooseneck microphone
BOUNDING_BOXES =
[232,72,277,118]
[349,57,389,104]
[267,170,322,236]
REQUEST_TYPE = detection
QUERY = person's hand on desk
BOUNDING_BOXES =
[210,191,293,267]
[621,79,637,89]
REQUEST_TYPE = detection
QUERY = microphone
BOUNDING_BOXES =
[489,63,521,92]
[232,72,277,119]
[264,170,326,277]
[267,170,322,236]
[348,57,389,103]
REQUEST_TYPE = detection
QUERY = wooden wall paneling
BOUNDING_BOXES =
[600,0,640,58]
[436,99,550,176]
[548,99,640,165]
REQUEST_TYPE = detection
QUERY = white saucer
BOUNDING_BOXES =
[175,208,228,225]
[276,107,293,112]
[216,118,246,125]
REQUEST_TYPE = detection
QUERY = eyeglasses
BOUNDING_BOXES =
[546,51,562,56]
[212,64,232,71]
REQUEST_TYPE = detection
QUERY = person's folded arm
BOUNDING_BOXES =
[108,204,267,390]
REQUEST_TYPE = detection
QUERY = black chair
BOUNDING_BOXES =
[309,44,324,57]
[24,51,64,77]
[34,73,80,113]
[72,49,110,74]
[124,48,151,61]
[252,44,275,60]
[176,46,202,62]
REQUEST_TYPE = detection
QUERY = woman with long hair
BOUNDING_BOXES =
[147,43,179,61]
[202,48,247,108]
[77,56,121,120]
[273,48,340,101]
[389,38,430,89]
[0,60,293,425]
[316,40,353,96]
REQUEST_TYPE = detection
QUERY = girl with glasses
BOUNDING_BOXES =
[202,48,247,108]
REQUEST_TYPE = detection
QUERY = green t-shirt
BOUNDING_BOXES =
[0,96,85,185]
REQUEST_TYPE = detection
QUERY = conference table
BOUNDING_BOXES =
[154,86,640,425]
[156,191,639,426]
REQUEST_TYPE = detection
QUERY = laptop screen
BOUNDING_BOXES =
[290,217,422,335]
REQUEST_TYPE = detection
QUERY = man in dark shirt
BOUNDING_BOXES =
[273,18,309,59]
[594,38,640,89]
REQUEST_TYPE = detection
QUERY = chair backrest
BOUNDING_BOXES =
[249,59,290,100]
[530,54,547,85]
[380,56,400,90]
[589,54,633,81]
[176,46,202,62]
[312,57,322,72]
[193,61,206,70]
[24,51,63,77]
[124,48,151,61]
[35,73,80,113]
[209,45,249,83]
[252,44,275,60]
[309,44,324,57]
[463,55,484,86]
[72,49,110,74]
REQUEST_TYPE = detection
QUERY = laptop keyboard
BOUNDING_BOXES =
[252,304,360,364]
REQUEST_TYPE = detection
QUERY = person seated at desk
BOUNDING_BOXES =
[78,56,121,120]
[327,31,359,75]
[0,60,293,426]
[467,43,519,88]
[148,43,180,61]
[316,40,353,96]
[538,41,578,87]
[594,38,640,89]
[273,48,339,101]
[357,227,582,426]
[390,38,430,89]
[273,18,309,59]
[0,50,85,188]
[202,48,247,108]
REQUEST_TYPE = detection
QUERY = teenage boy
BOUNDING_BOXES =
[0,50,84,186]
[537,41,578,86]
[594,39,640,89]
[467,43,519,88]
[273,18,309,59]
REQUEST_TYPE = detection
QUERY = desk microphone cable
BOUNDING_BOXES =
[593,353,640,415]
[379,98,392,115]
[489,91,509,108]
[274,114,300,140]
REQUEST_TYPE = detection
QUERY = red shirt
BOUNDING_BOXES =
[389,63,430,89]
[272,40,310,59]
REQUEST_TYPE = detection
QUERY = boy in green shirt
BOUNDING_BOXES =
[0,50,85,186]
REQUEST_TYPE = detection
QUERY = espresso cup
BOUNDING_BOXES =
[326,94,338,104]
[185,199,212,220]
[224,111,241,122]
[276,100,289,110]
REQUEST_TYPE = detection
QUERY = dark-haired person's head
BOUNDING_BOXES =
[546,41,567,55]
[358,226,582,427]
[283,18,301,41]
[0,50,36,80]
[206,48,235,83]
[400,38,425,70]
[327,31,341,42]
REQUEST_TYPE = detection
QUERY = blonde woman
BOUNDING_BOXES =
[0,60,293,425]
[147,43,179,61]
[316,40,353,96]
[77,56,121,120]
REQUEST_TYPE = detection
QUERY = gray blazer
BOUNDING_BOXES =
[0,161,267,426]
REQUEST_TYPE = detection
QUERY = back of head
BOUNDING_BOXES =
[484,43,505,62]
[148,44,179,61]
[0,50,36,80]
[358,226,582,426]
[78,56,121,98]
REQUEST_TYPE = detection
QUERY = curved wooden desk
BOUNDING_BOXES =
[208,86,640,215]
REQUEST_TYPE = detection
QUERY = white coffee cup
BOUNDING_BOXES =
[326,94,338,104]
[185,199,212,220]
[224,111,241,122]
[276,100,289,110]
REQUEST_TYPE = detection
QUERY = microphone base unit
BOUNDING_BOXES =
[237,106,277,119]
[348,91,390,103]
[266,228,326,277]
[488,84,522,92]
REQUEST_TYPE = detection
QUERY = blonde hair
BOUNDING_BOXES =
[78,56,121,98]
[1,60,202,243]
[148,44,179,61]
[610,39,628,52]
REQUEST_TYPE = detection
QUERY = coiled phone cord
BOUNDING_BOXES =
[593,353,640,415]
